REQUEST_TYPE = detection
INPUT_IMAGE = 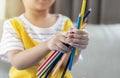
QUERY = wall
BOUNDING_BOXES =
[0,0,6,20]
[5,0,24,18]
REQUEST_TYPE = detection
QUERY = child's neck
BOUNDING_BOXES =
[24,9,49,21]
[24,10,58,28]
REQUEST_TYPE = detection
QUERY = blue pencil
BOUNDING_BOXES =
[68,8,92,70]
[68,47,76,70]
[68,0,87,71]
[68,15,81,70]
[76,15,81,29]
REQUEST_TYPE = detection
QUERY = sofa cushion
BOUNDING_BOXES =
[72,24,120,78]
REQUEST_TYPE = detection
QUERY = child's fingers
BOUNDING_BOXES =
[55,40,69,52]
[74,29,88,35]
[66,38,88,45]
[67,34,89,40]
[68,28,88,36]
[69,27,74,31]
[57,33,68,43]
[61,32,67,37]
[67,28,74,33]
[54,45,64,52]
[69,43,88,49]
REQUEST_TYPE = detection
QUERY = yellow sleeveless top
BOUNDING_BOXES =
[9,18,77,78]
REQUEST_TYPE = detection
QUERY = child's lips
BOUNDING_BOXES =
[38,0,48,4]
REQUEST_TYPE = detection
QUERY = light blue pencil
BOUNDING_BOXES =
[69,15,81,70]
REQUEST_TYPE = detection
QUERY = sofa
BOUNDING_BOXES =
[0,21,11,78]
[71,24,120,78]
[0,21,120,78]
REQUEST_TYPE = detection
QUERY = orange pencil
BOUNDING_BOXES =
[52,54,67,76]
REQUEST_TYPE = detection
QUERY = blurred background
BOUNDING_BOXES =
[0,0,120,78]
[1,0,120,24]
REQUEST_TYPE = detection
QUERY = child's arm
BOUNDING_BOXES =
[7,41,50,70]
[7,33,70,70]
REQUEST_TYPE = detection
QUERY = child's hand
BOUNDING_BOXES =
[47,32,70,53]
[66,28,89,50]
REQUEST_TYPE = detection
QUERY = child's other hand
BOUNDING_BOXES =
[47,32,70,53]
[66,28,89,50]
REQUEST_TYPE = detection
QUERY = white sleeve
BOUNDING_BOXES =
[0,20,24,61]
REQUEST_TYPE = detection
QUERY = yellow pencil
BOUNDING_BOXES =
[80,0,87,29]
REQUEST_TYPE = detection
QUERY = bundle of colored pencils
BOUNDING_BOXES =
[36,0,91,78]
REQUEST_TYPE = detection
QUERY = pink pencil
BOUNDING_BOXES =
[37,51,57,71]
[52,54,67,76]
[36,51,59,76]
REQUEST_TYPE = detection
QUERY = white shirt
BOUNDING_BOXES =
[0,14,82,62]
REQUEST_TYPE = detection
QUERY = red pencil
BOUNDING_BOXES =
[36,51,59,76]
[37,51,57,71]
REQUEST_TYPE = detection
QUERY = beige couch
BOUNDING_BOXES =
[0,21,120,78]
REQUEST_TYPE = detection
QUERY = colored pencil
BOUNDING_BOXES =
[38,52,62,78]
[52,54,68,76]
[68,47,76,70]
[37,51,57,71]
[61,53,71,78]
[83,8,92,21]
[80,0,87,29]
[44,53,64,78]
[37,51,59,76]
[37,0,91,77]
[76,14,81,29]
[37,43,70,76]
[68,0,87,70]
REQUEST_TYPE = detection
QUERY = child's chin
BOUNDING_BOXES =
[36,6,49,11]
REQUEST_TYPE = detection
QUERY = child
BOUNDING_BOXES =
[0,0,89,78]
